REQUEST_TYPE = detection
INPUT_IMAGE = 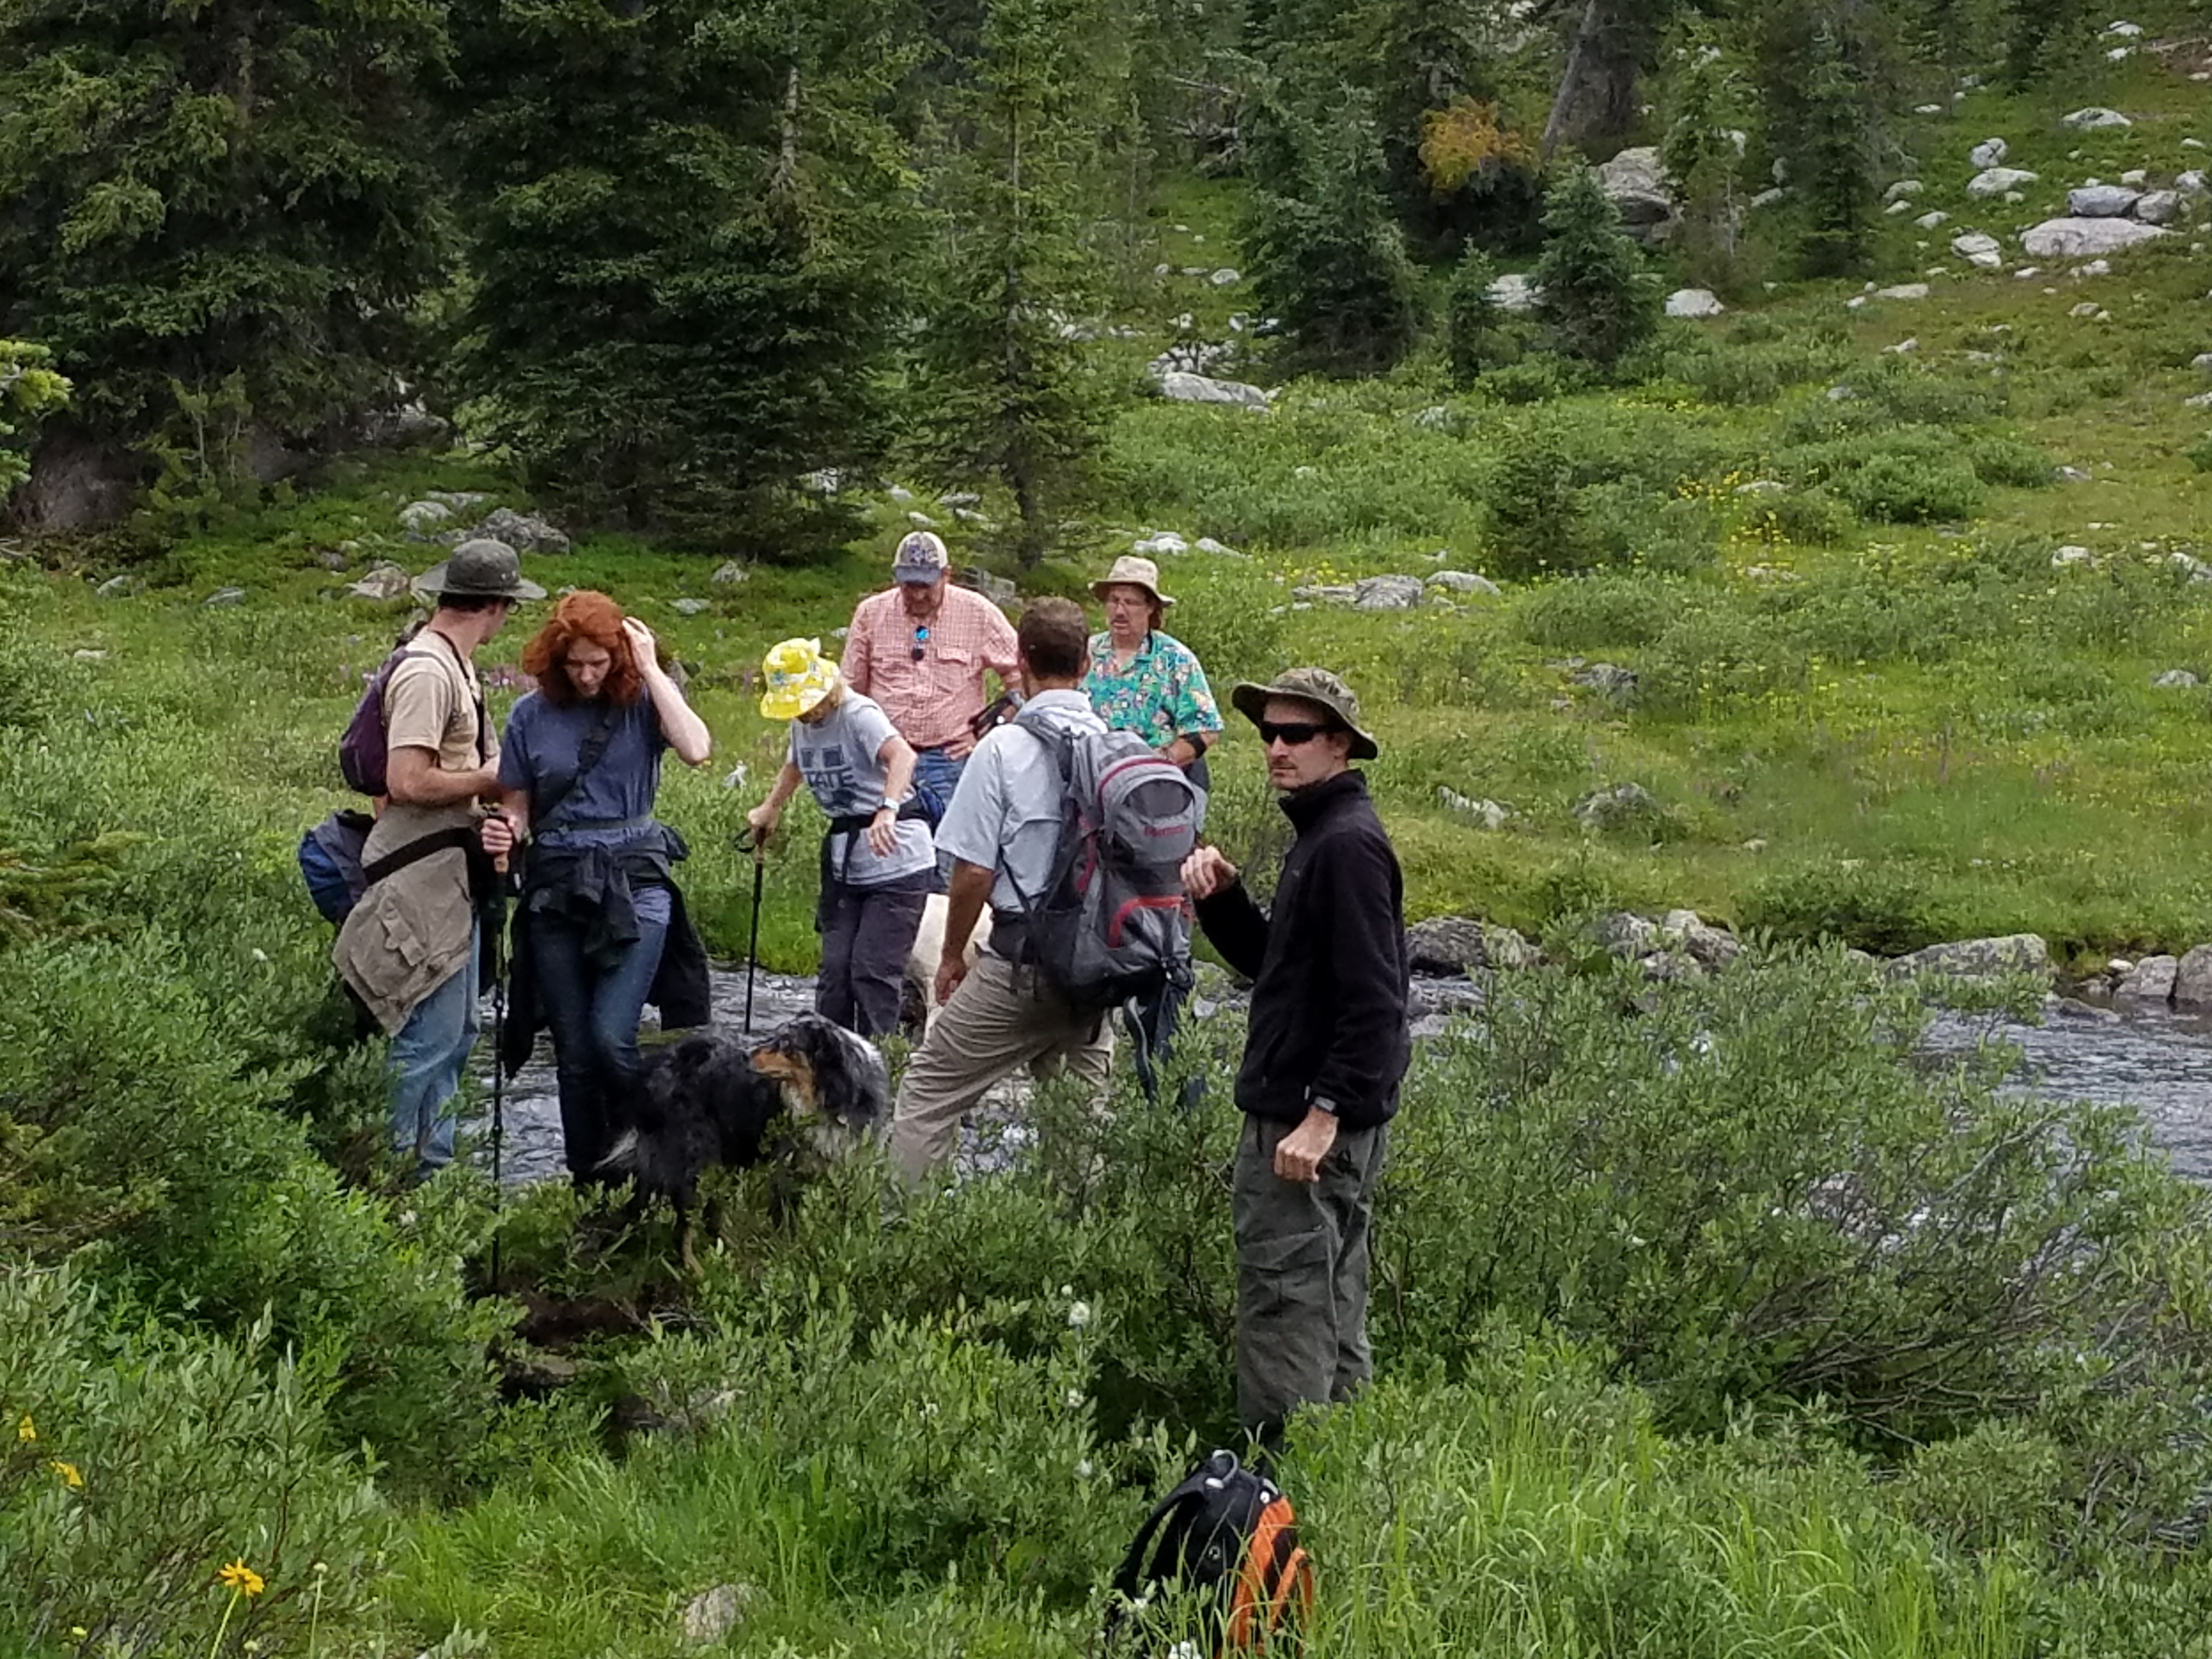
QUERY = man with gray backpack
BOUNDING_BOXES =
[887,597,1202,1184]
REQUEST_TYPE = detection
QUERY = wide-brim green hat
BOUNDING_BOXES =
[1231,667,1379,761]
[413,537,546,602]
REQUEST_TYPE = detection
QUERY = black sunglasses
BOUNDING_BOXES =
[1257,719,1334,747]
[911,624,929,663]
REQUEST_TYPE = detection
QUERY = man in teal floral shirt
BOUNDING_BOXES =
[1082,555,1223,791]
[1083,553,1222,1107]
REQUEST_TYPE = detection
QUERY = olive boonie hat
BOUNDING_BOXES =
[413,537,547,603]
[1231,667,1380,761]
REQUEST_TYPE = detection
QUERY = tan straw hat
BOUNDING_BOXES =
[1090,554,1175,608]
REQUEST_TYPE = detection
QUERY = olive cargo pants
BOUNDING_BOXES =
[1233,1115,1389,1440]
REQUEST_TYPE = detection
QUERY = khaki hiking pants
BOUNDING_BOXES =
[888,953,1114,1182]
[1234,1115,1389,1441]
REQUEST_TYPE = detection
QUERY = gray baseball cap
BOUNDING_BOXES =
[413,537,546,603]
[1231,667,1380,761]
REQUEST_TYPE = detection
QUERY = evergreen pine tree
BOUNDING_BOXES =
[1240,89,1422,376]
[1751,0,1897,278]
[0,344,71,499]
[445,0,913,555]
[1444,249,1511,387]
[911,0,1121,567]
[1659,18,1755,289]
[0,0,450,516]
[1531,164,1660,371]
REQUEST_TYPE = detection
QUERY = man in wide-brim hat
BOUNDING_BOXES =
[1180,665,1408,1447]
[1080,554,1222,788]
[337,536,543,1182]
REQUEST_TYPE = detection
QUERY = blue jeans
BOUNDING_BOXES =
[530,898,670,1182]
[387,922,481,1179]
[913,748,967,891]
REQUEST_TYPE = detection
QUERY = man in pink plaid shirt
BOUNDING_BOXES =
[842,531,1020,826]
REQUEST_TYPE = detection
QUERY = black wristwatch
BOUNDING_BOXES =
[1309,1095,1339,1117]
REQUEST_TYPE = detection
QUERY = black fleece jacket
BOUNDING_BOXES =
[1193,770,1410,1131]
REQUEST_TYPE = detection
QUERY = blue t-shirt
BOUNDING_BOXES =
[499,691,668,846]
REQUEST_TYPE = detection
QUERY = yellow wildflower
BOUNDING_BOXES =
[15,1414,32,1444]
[68,1629,87,1641]
[217,1560,266,1599]
[50,1460,83,1489]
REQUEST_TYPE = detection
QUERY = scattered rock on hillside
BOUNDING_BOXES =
[1952,231,2004,268]
[670,598,710,617]
[1158,370,1271,409]
[2194,354,2212,374]
[1573,782,1661,833]
[1661,908,1742,968]
[2181,171,2208,194]
[347,563,413,601]
[907,511,936,529]
[2117,953,2179,1006]
[2152,668,2200,688]
[1132,531,1188,556]
[963,571,1018,606]
[711,560,749,584]
[1886,934,2054,980]
[1873,283,1931,301]
[1593,911,1661,958]
[1665,287,1725,318]
[1915,209,1953,230]
[398,499,452,533]
[1438,789,1513,830]
[2135,189,2182,224]
[2062,107,2132,131]
[2174,945,2212,1009]
[1750,187,1788,210]
[95,574,137,598]
[1967,166,2039,197]
[1969,137,2009,167]
[1208,268,1241,286]
[1596,146,1674,241]
[2051,544,2092,566]
[1407,916,1536,974]
[1352,574,1425,611]
[2069,184,2142,217]
[469,506,571,555]
[2019,217,2169,257]
[1572,662,1639,705]
[1429,569,1501,597]
[1489,273,1540,313]
[2055,466,2090,483]
[1884,179,1924,202]
[681,1584,753,1646]
[1194,536,1239,557]
[204,586,246,607]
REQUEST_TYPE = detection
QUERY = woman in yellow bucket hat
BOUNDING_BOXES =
[747,639,935,1037]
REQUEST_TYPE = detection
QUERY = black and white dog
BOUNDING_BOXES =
[599,1014,890,1271]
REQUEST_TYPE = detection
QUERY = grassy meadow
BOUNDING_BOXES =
[12,38,2212,1659]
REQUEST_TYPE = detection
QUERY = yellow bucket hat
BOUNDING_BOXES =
[759,637,839,720]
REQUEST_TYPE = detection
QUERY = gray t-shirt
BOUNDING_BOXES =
[935,689,1105,912]
[789,691,935,885]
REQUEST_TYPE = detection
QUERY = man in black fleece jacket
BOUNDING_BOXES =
[1182,667,1409,1444]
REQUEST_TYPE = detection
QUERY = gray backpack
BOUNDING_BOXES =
[1003,709,1203,1012]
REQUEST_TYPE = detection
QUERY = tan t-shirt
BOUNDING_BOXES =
[383,636,496,772]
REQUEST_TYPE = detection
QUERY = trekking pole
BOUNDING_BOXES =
[739,828,766,1036]
[488,849,509,1291]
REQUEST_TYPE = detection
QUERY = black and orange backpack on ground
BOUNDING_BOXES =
[1105,1449,1316,1656]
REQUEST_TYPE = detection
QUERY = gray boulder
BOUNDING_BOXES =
[1208,268,1242,287]
[94,573,137,598]
[1488,272,1540,313]
[1886,934,2054,980]
[681,1584,752,1646]
[1915,209,1954,230]
[2061,107,2132,130]
[2134,189,2182,224]
[1428,569,1502,597]
[2152,668,2200,688]
[1158,371,1271,409]
[204,586,246,607]
[670,597,710,617]
[2173,945,2212,1009]
[1873,283,1931,301]
[2117,953,2179,1006]
[1132,531,1189,556]
[1883,179,1925,202]
[346,562,413,602]
[711,560,750,584]
[1352,574,1426,611]
[1571,662,1639,705]
[1951,231,2004,268]
[1664,287,1725,318]
[1573,782,1662,833]
[1594,911,1661,957]
[470,506,571,555]
[2069,184,2142,217]
[1596,146,1674,240]
[1406,917,1538,975]
[1660,907,1742,968]
[2018,217,2169,257]
[1967,166,2039,198]
[398,499,452,534]
[1438,788,1513,830]
[1969,137,2009,168]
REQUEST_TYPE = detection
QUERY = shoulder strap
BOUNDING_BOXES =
[1110,1465,1222,1600]
[397,630,492,767]
[531,699,622,831]
[360,824,478,890]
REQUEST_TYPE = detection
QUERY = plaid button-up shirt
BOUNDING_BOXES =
[840,584,1020,749]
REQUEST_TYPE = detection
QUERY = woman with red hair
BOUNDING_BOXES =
[493,590,715,1184]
